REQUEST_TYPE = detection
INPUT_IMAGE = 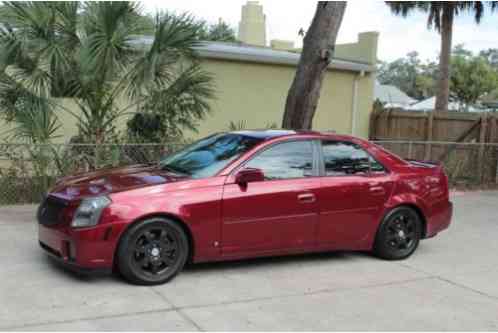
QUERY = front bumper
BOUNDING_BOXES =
[38,222,118,272]
[39,241,111,275]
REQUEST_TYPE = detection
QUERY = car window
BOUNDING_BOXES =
[245,140,314,180]
[369,155,386,173]
[321,141,385,176]
[160,133,263,179]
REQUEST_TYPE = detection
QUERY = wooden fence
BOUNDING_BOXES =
[369,108,498,157]
[370,108,498,185]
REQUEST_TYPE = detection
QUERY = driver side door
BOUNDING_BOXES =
[221,139,321,256]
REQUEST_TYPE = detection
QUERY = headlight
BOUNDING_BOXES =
[71,196,111,228]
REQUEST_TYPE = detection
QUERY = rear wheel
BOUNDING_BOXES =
[373,206,422,260]
[117,218,189,285]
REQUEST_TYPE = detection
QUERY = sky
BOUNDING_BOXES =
[142,0,498,63]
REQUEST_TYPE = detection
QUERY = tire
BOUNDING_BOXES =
[117,217,189,285]
[373,206,422,260]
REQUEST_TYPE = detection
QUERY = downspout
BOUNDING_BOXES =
[351,70,365,136]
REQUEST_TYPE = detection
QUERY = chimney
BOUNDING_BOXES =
[238,1,266,46]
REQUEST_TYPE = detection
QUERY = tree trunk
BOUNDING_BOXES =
[282,2,346,130]
[435,4,453,113]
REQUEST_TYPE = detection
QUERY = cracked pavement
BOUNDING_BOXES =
[1,191,498,331]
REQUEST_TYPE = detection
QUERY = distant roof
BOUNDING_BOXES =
[374,82,417,106]
[407,96,479,112]
[132,37,375,73]
[481,89,498,108]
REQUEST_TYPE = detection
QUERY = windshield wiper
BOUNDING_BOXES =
[160,164,191,176]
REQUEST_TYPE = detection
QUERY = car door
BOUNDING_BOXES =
[316,140,393,249]
[221,139,321,255]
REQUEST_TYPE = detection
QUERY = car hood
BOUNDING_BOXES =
[49,164,188,202]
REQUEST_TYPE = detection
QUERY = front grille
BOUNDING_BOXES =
[37,196,68,226]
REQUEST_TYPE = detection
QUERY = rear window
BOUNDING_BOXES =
[321,141,386,176]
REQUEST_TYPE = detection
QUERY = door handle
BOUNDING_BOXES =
[298,193,316,203]
[369,186,385,196]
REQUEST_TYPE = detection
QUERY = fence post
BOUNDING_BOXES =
[424,112,434,160]
[408,141,413,159]
[369,108,378,140]
[489,115,497,143]
[478,114,488,184]
[489,116,498,184]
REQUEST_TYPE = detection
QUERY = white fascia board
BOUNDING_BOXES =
[131,38,375,73]
[195,43,375,73]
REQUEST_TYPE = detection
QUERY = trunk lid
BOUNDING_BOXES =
[406,158,449,199]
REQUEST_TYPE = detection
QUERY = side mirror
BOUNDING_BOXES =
[235,168,265,185]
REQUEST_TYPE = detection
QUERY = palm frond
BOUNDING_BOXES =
[9,94,60,143]
[121,11,205,101]
[0,72,24,119]
[385,1,419,17]
[80,2,144,83]
[0,2,216,144]
[387,2,494,33]
[227,120,247,131]
[138,64,215,133]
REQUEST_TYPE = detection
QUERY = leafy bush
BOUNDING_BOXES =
[227,120,278,131]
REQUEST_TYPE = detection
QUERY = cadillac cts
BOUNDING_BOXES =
[38,130,452,285]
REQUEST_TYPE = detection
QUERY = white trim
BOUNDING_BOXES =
[196,42,375,73]
[351,71,366,135]
[132,38,375,73]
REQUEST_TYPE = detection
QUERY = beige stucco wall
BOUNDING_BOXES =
[0,31,377,142]
[192,59,360,138]
[0,59,374,142]
[335,32,379,65]
[196,58,374,138]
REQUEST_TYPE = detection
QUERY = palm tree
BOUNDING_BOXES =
[386,2,496,112]
[199,19,237,42]
[0,2,214,144]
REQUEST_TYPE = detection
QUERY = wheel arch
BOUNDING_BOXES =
[385,191,430,238]
[398,203,427,238]
[113,212,195,271]
[382,203,428,239]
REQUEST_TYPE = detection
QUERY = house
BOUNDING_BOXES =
[481,89,498,110]
[407,96,480,112]
[374,81,417,108]
[0,1,379,141]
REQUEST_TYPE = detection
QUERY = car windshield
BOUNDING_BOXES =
[159,133,264,179]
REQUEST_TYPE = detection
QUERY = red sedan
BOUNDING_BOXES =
[38,130,452,285]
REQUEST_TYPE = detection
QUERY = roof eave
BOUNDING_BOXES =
[131,37,375,73]
[195,45,375,73]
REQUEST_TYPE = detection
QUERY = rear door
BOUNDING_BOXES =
[316,140,393,248]
[221,139,321,255]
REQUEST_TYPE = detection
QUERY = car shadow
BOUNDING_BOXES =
[43,255,122,283]
[41,249,375,284]
[184,250,372,273]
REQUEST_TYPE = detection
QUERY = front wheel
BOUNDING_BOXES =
[117,218,189,285]
[373,206,422,260]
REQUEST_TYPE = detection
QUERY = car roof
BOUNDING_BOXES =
[228,129,363,143]
[229,129,298,139]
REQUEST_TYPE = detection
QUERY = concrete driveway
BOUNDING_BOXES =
[1,191,498,331]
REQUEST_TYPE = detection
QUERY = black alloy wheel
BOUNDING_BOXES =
[374,206,422,260]
[117,218,189,285]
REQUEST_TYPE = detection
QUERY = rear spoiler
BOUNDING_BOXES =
[404,159,441,168]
